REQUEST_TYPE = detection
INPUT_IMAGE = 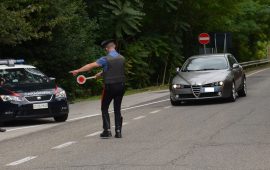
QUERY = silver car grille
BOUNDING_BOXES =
[192,85,201,97]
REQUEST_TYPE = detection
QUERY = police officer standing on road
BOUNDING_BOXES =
[70,40,125,138]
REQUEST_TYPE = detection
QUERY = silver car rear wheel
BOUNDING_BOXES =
[238,78,247,97]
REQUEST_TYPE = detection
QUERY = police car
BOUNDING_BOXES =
[0,59,69,122]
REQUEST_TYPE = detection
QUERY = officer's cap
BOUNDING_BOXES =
[100,39,115,48]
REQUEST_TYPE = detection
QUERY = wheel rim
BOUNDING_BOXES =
[232,83,236,99]
[243,79,247,94]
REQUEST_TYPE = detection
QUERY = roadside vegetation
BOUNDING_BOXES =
[1,0,269,100]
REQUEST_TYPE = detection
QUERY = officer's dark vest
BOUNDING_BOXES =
[103,55,125,84]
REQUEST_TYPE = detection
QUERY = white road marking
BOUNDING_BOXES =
[121,99,170,111]
[122,122,129,126]
[6,125,43,132]
[150,110,161,114]
[51,141,77,150]
[133,116,146,120]
[85,131,102,137]
[164,106,172,109]
[112,122,129,128]
[68,114,100,121]
[6,156,37,166]
[246,68,270,77]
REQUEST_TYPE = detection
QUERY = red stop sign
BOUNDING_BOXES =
[199,33,210,45]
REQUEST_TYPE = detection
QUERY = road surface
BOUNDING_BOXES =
[0,68,270,170]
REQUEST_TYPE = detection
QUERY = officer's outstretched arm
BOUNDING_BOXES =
[95,71,103,79]
[70,62,100,76]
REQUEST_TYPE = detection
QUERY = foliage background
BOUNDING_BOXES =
[1,0,269,100]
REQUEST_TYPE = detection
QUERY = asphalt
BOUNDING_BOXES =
[0,68,270,170]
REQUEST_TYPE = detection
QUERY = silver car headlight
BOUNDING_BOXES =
[55,88,67,98]
[172,84,184,89]
[0,95,23,102]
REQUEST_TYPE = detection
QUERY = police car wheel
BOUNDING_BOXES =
[54,114,68,122]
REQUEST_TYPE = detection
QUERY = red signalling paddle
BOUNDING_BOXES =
[77,75,96,84]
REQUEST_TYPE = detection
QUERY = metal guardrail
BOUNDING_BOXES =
[240,59,270,68]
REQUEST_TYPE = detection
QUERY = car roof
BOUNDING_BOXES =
[189,53,231,59]
[0,64,36,70]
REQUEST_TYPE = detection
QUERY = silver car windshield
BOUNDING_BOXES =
[182,57,228,71]
[0,68,49,86]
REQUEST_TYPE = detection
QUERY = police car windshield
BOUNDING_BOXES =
[182,57,228,72]
[0,68,49,86]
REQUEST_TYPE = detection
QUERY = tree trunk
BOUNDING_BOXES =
[162,56,168,86]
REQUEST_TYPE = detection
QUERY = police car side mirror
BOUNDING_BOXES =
[49,77,56,82]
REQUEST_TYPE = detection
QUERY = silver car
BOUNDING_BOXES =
[170,53,247,105]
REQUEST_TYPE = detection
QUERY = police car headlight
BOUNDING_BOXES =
[55,88,67,98]
[212,81,224,86]
[0,95,22,102]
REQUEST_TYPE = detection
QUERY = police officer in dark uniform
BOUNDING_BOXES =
[70,39,125,138]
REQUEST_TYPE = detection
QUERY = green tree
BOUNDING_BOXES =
[99,0,145,39]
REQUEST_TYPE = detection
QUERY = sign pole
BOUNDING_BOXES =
[204,44,206,54]
[223,33,227,53]
[215,33,217,53]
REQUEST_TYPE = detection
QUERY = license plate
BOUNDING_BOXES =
[33,103,48,110]
[204,87,215,92]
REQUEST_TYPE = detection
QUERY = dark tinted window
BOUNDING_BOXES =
[0,68,49,86]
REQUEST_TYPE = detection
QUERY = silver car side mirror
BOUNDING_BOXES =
[233,63,240,69]
[176,67,180,73]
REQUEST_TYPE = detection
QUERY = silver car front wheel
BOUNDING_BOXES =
[229,82,237,102]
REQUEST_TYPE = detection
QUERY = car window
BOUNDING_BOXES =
[182,57,228,71]
[0,68,49,86]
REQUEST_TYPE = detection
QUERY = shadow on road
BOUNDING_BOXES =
[3,118,56,127]
[177,98,236,107]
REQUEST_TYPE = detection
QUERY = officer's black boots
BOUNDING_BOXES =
[100,130,112,138]
[115,117,123,138]
[115,129,122,138]
[0,128,6,132]
[100,117,123,138]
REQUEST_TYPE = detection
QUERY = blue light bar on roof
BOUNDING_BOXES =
[0,59,25,66]
[15,59,25,64]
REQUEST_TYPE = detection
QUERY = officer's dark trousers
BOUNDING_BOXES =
[101,82,125,131]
